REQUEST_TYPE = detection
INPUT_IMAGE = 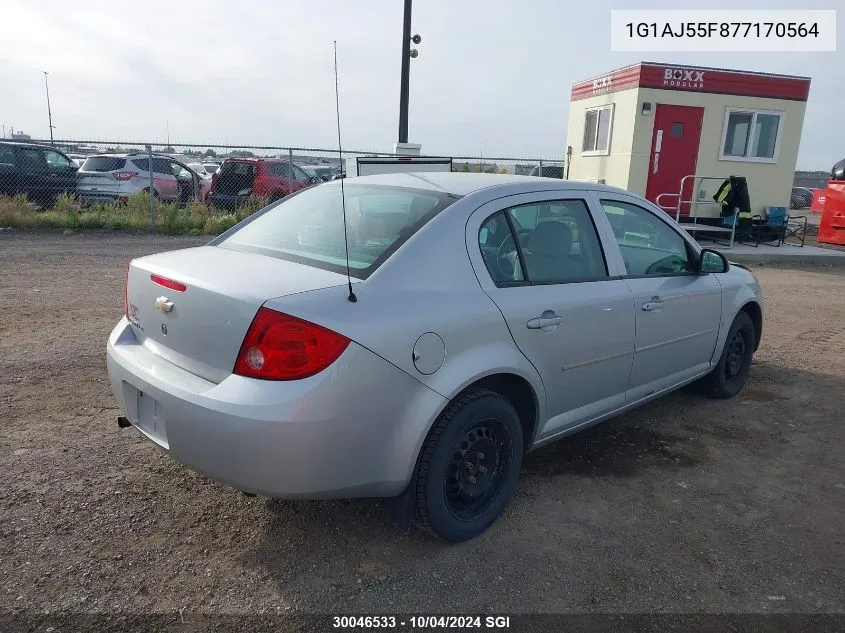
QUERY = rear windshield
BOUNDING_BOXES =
[81,156,126,172]
[219,184,458,279]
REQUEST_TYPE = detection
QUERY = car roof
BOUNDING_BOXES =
[339,172,628,197]
[82,153,187,161]
[0,140,67,152]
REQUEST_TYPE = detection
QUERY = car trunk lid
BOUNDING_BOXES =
[77,157,130,193]
[126,246,350,383]
[77,170,121,193]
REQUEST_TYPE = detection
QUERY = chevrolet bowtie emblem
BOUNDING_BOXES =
[155,296,174,313]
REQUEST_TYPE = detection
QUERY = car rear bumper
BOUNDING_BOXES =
[209,192,251,210]
[78,191,121,205]
[106,318,445,498]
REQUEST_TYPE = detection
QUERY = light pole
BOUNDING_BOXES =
[43,71,55,144]
[398,0,421,144]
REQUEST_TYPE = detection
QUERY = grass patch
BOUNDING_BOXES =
[0,192,268,236]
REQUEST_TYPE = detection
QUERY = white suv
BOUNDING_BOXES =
[77,154,209,206]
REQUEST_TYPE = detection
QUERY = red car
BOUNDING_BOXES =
[209,158,319,210]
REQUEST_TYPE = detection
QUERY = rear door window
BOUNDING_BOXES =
[152,158,173,175]
[480,199,608,285]
[267,163,290,178]
[16,148,47,171]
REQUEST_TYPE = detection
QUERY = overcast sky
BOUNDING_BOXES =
[0,0,841,168]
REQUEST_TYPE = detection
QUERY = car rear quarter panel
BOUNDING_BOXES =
[262,195,548,455]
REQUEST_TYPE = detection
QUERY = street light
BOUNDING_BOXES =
[398,0,422,144]
[43,71,55,144]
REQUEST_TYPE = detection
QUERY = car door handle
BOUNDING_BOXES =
[527,315,562,329]
[642,298,665,311]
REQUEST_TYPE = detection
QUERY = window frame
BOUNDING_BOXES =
[718,107,784,164]
[597,197,700,279]
[476,197,611,288]
[582,104,615,156]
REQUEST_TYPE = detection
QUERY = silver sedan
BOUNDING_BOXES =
[107,173,763,542]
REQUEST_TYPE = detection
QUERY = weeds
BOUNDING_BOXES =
[0,192,268,236]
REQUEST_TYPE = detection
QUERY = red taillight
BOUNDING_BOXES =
[234,307,350,380]
[124,264,130,318]
[113,171,138,181]
[150,274,187,292]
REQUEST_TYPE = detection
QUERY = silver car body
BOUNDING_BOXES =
[78,154,208,205]
[107,173,762,498]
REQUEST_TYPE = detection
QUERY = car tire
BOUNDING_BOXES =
[698,311,755,399]
[413,389,523,542]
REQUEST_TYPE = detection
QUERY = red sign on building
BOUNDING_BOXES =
[571,62,810,102]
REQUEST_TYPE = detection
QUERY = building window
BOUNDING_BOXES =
[582,105,614,155]
[720,108,783,163]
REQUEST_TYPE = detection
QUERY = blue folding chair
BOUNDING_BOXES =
[753,206,788,247]
[720,212,757,247]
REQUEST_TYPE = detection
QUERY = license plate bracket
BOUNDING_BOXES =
[122,383,169,448]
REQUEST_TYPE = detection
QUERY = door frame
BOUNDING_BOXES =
[585,190,721,399]
[645,104,705,216]
[464,189,636,437]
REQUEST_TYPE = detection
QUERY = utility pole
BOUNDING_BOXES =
[398,0,415,144]
[43,71,55,144]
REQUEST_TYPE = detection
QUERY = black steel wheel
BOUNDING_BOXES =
[698,311,755,399]
[443,419,513,521]
[724,329,747,383]
[413,389,523,542]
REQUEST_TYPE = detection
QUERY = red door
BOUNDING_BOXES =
[645,104,704,217]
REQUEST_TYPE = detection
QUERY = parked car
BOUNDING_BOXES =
[77,153,210,206]
[789,186,814,209]
[187,162,209,177]
[0,141,78,207]
[303,164,341,182]
[108,174,762,542]
[529,164,565,179]
[208,158,320,209]
[202,162,221,175]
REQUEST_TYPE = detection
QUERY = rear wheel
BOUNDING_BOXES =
[413,389,523,542]
[698,311,755,399]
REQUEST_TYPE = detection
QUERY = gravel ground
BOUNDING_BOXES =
[1,231,844,627]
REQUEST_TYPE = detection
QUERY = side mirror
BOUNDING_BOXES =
[698,248,729,274]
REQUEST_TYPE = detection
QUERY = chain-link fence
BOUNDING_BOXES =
[0,135,564,201]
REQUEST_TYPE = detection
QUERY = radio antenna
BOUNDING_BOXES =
[334,41,357,303]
